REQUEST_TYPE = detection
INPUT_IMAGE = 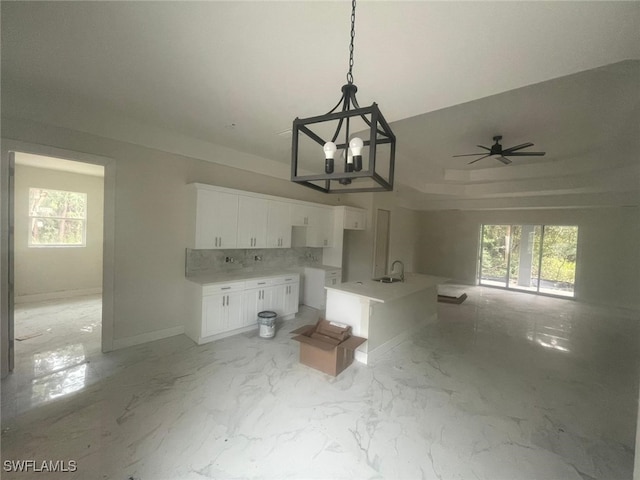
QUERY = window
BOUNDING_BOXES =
[29,188,87,247]
[479,224,578,297]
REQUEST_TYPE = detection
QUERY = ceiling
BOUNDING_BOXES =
[2,1,639,210]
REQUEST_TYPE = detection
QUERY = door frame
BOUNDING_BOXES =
[1,140,116,377]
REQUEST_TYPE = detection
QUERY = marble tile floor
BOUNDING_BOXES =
[2,294,102,419]
[1,287,639,479]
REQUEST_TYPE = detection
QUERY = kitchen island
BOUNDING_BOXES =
[324,273,448,364]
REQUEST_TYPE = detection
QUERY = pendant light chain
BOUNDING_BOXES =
[347,0,356,85]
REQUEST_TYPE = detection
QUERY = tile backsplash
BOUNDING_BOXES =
[185,247,323,276]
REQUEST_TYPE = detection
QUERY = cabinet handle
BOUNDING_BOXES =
[221,287,231,290]
[285,278,292,281]
[258,282,266,285]
[222,296,225,306]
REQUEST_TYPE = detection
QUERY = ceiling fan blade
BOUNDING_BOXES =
[476,145,491,151]
[497,156,512,165]
[468,154,490,164]
[502,142,534,153]
[453,153,488,157]
[505,152,546,156]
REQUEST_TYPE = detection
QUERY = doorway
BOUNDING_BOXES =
[1,141,115,383]
[479,224,579,297]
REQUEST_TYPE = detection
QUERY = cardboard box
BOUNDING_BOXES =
[290,319,367,376]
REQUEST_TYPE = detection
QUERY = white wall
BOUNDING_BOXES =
[342,191,421,282]
[14,165,104,299]
[2,118,341,344]
[416,207,640,310]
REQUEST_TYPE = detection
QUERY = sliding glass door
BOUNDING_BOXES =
[480,224,578,297]
[480,225,510,287]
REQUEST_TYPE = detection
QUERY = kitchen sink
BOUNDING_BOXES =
[372,276,402,283]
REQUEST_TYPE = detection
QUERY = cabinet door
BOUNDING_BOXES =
[202,294,226,336]
[306,208,334,247]
[291,204,313,226]
[268,284,285,316]
[267,201,292,248]
[195,189,239,249]
[318,208,334,247]
[344,208,366,230]
[284,283,299,316]
[242,288,261,327]
[237,196,268,248]
[226,291,244,331]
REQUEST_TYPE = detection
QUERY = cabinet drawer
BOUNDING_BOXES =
[244,277,280,289]
[279,275,300,284]
[325,277,341,287]
[202,281,245,296]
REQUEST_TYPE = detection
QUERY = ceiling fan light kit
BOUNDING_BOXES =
[454,135,546,165]
[290,0,396,193]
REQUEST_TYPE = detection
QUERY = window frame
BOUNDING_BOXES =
[28,187,88,248]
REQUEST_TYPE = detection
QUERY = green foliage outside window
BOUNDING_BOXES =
[29,188,87,246]
[481,224,578,288]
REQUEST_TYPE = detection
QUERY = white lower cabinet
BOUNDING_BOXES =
[243,285,279,327]
[283,281,299,316]
[303,267,341,310]
[187,273,300,345]
[202,291,243,337]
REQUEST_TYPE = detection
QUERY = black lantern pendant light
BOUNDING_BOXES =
[291,0,396,193]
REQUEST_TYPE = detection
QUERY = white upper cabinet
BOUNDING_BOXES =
[190,184,363,252]
[291,204,316,226]
[267,201,292,248]
[343,207,366,230]
[237,196,268,248]
[194,188,239,249]
[301,206,334,247]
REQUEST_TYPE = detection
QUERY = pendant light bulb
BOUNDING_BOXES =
[323,141,337,173]
[346,150,354,172]
[350,137,364,171]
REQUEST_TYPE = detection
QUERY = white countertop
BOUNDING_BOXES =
[186,267,301,285]
[325,273,449,303]
[303,265,341,272]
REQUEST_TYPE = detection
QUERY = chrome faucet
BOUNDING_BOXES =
[391,260,405,282]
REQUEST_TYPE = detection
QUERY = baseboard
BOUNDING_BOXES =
[15,288,102,304]
[113,325,185,350]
